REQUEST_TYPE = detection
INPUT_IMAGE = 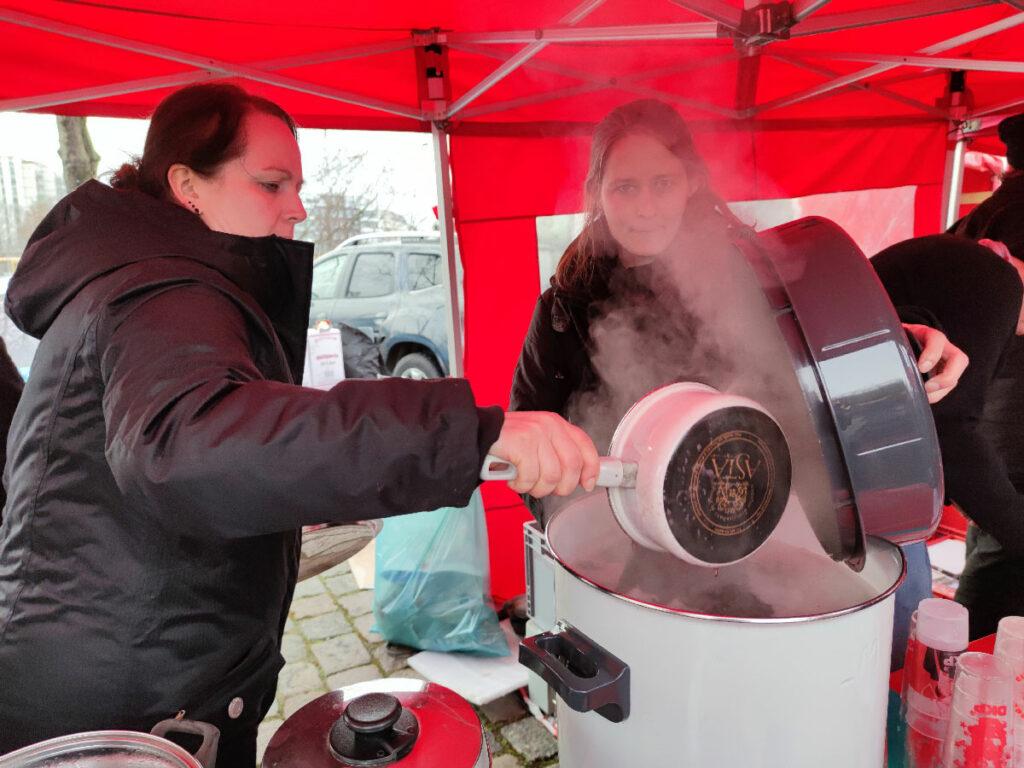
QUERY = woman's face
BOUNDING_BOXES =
[599,132,693,267]
[189,111,306,239]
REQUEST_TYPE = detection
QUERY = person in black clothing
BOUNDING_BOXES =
[0,84,600,761]
[947,112,1024,638]
[512,100,966,519]
[951,113,1024,258]
[873,235,1024,640]
[0,337,23,517]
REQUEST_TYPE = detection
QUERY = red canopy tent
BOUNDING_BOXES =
[2,0,1023,600]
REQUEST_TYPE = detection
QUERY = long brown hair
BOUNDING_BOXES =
[110,83,296,200]
[553,99,742,293]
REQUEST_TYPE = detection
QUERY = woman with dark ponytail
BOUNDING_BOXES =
[0,83,599,762]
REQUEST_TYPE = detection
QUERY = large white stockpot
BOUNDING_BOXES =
[520,493,905,768]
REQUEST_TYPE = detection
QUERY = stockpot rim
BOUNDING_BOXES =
[551,533,906,625]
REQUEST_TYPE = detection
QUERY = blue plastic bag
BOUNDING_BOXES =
[372,490,508,657]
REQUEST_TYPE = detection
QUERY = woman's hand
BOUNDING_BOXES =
[487,412,600,498]
[903,323,969,404]
[979,238,1013,261]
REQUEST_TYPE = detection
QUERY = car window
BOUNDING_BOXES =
[347,252,395,299]
[407,252,441,291]
[311,255,346,299]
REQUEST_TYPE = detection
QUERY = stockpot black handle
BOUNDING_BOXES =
[150,718,221,768]
[519,623,630,723]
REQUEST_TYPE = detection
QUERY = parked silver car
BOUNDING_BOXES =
[309,232,462,379]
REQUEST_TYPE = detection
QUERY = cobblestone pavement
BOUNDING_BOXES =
[256,560,559,767]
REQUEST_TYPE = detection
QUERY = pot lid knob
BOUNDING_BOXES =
[329,693,420,766]
[343,693,403,734]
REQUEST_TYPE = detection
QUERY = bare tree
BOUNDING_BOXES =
[56,116,100,193]
[295,150,413,257]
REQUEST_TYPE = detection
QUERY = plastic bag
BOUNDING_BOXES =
[372,491,508,657]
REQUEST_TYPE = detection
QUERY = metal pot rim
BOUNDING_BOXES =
[553,534,906,625]
[0,730,202,767]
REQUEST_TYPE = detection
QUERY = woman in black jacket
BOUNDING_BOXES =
[875,235,1024,639]
[512,99,963,474]
[0,84,599,762]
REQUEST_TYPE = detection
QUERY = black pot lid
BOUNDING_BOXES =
[733,217,943,567]
[261,679,487,768]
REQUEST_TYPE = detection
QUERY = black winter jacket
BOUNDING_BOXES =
[872,235,1024,554]
[951,173,1024,258]
[0,182,502,753]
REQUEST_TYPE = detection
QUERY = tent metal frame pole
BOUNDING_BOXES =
[976,96,1024,116]
[446,0,606,118]
[1,72,219,113]
[766,52,950,116]
[431,122,465,379]
[451,43,741,118]
[786,49,1024,73]
[457,52,739,120]
[0,8,423,120]
[0,39,415,113]
[794,0,834,21]
[666,0,743,30]
[754,12,1024,114]
[793,0,995,36]
[941,127,968,231]
[447,21,720,44]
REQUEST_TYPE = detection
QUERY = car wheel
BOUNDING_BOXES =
[392,352,442,380]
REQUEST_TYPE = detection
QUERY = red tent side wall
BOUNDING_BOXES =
[451,120,948,603]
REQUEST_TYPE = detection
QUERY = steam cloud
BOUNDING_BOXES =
[566,218,843,559]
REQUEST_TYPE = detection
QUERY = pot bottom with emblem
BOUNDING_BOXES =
[608,383,792,566]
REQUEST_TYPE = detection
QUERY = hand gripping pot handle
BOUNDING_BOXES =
[519,622,630,723]
[150,718,220,768]
[481,455,637,487]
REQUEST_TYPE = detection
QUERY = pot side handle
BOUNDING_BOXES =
[519,623,630,723]
[150,718,221,768]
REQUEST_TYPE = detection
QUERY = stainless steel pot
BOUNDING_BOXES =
[0,719,219,768]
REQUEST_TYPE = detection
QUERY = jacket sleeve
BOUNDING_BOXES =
[928,292,1024,556]
[937,421,1024,556]
[97,284,503,538]
[509,292,577,417]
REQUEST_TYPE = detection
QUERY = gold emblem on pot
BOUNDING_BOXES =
[691,430,775,536]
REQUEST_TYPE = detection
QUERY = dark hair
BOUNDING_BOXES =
[110,83,297,199]
[553,99,743,292]
[999,113,1024,172]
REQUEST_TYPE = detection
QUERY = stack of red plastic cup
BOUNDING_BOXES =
[942,652,1014,767]
[994,616,1024,767]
